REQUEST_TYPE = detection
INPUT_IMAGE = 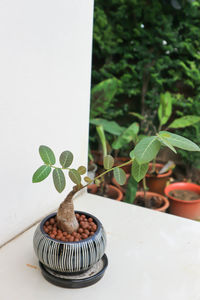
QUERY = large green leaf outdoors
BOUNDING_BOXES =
[157,134,177,153]
[158,92,172,126]
[32,165,51,183]
[90,78,118,118]
[39,145,56,165]
[168,115,200,129]
[52,168,66,193]
[159,131,200,152]
[133,136,161,163]
[112,122,139,150]
[113,167,126,185]
[103,155,114,170]
[131,160,148,182]
[59,151,73,168]
[69,169,81,185]
[90,118,124,136]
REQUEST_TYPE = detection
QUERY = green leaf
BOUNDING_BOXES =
[39,145,56,165]
[131,160,148,182]
[96,125,107,157]
[52,169,66,193]
[84,176,93,183]
[59,151,73,168]
[77,166,86,175]
[90,78,118,119]
[69,169,81,185]
[90,118,124,136]
[168,115,200,129]
[32,165,51,183]
[158,92,172,126]
[157,134,177,153]
[123,176,138,204]
[133,136,161,163]
[129,112,145,120]
[103,155,114,170]
[113,167,126,185]
[159,131,200,152]
[112,122,139,150]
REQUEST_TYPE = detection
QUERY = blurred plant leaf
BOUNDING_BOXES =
[69,169,81,185]
[158,92,172,127]
[123,176,138,204]
[133,136,161,163]
[129,112,145,120]
[113,167,126,185]
[103,155,114,170]
[131,160,148,182]
[159,131,200,152]
[77,166,86,175]
[112,122,139,149]
[168,115,200,129]
[157,134,177,153]
[90,118,124,136]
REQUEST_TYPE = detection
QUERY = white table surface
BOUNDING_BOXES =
[1,193,200,300]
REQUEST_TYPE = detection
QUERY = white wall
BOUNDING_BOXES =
[0,0,94,246]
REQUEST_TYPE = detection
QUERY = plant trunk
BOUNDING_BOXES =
[57,186,79,233]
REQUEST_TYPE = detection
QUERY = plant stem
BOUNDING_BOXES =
[151,158,156,173]
[142,176,150,208]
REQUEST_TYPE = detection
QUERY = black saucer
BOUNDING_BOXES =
[39,254,108,288]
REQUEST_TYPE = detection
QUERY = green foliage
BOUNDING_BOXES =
[168,115,200,129]
[131,160,148,183]
[90,118,124,136]
[39,146,56,165]
[59,151,73,168]
[96,125,107,157]
[32,165,51,183]
[77,166,86,175]
[133,136,161,164]
[68,169,81,185]
[92,0,200,165]
[123,176,138,204]
[158,92,172,127]
[53,169,66,193]
[113,167,126,185]
[103,155,114,170]
[112,122,139,150]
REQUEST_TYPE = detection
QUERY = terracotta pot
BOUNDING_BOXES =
[135,191,170,212]
[145,163,172,195]
[87,184,123,201]
[164,182,200,219]
[112,174,130,194]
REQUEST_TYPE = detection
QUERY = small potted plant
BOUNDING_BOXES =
[32,132,199,287]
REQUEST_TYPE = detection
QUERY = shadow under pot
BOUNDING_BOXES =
[33,211,107,288]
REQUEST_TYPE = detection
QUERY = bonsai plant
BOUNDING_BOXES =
[32,132,199,286]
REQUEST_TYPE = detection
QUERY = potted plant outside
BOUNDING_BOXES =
[130,92,200,195]
[164,182,200,220]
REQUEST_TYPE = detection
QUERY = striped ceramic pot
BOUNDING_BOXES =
[33,211,106,274]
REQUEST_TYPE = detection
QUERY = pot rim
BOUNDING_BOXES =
[146,163,172,178]
[40,211,102,244]
[136,191,170,211]
[88,184,123,201]
[164,182,200,203]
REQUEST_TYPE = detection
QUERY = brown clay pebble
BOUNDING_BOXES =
[63,232,67,236]
[49,218,55,225]
[56,235,62,240]
[66,234,71,239]
[78,228,83,234]
[88,218,93,223]
[45,221,50,226]
[44,228,49,233]
[48,225,53,230]
[75,213,80,218]
[74,238,79,242]
[52,230,57,235]
[50,234,55,239]
[69,236,74,242]
[81,233,88,239]
[90,232,94,236]
[72,232,77,237]
[57,229,62,234]
[61,237,66,242]
[84,229,90,235]
[92,225,97,231]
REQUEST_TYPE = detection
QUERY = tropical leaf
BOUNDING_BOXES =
[77,166,86,175]
[133,136,161,163]
[59,151,73,168]
[32,165,51,183]
[159,131,200,152]
[52,168,66,193]
[103,155,114,170]
[168,115,200,129]
[157,134,177,153]
[129,112,145,120]
[158,92,172,126]
[69,169,81,185]
[90,118,124,136]
[39,145,56,165]
[113,167,126,185]
[123,176,138,204]
[112,122,139,149]
[131,160,148,182]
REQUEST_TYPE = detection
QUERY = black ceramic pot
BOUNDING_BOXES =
[33,211,107,274]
